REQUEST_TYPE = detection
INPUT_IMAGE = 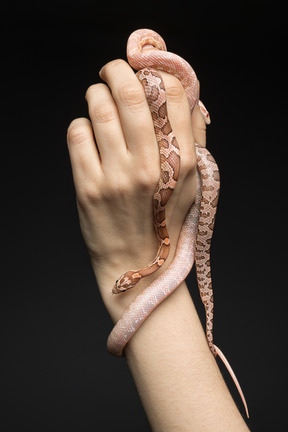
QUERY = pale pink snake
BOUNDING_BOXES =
[107,29,249,418]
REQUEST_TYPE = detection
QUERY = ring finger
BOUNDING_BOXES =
[85,82,127,169]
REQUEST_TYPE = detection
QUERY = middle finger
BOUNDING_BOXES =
[99,59,159,160]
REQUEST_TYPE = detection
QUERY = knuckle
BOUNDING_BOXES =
[79,181,101,205]
[117,81,145,107]
[67,119,89,145]
[98,177,130,201]
[85,83,97,100]
[136,166,160,193]
[86,83,117,123]
[85,82,106,100]
[91,102,116,124]
[113,180,130,197]
[181,152,197,177]
[102,58,126,74]
[165,78,185,102]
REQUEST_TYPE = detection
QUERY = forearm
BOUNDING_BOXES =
[67,50,250,431]
[120,282,249,432]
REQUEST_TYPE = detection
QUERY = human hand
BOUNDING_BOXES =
[67,58,207,321]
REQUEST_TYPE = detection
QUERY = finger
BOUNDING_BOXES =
[99,59,158,159]
[191,82,208,148]
[160,71,197,175]
[85,83,127,167]
[67,117,101,190]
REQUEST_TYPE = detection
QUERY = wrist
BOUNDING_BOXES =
[91,257,161,322]
[91,239,181,323]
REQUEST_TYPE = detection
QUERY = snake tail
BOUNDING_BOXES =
[214,345,249,418]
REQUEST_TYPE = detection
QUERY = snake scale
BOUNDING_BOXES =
[108,29,249,418]
[112,68,180,294]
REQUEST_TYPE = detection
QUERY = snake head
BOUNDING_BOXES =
[112,271,142,294]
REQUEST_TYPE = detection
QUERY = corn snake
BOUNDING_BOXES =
[108,29,249,418]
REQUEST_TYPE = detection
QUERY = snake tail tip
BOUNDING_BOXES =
[214,345,249,419]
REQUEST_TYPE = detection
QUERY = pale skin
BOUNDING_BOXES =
[67,58,250,432]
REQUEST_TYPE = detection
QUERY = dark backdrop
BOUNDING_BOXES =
[1,1,286,431]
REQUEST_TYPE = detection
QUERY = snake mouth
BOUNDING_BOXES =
[142,44,157,51]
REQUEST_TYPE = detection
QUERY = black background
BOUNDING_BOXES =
[1,1,286,431]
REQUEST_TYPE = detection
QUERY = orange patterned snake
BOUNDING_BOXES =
[107,29,249,418]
